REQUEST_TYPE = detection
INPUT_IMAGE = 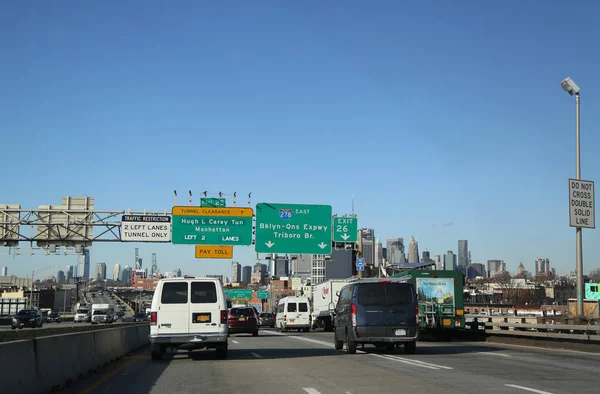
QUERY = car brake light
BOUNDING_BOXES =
[378,280,391,283]
[351,304,356,327]
[221,310,227,324]
[416,304,419,327]
[150,312,157,326]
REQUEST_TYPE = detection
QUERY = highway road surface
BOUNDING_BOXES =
[59,329,600,394]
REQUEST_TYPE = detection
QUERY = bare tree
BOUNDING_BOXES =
[589,269,600,282]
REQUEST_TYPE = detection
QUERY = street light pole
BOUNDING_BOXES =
[575,91,584,318]
[562,77,584,317]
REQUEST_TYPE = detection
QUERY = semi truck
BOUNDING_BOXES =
[390,269,465,339]
[311,279,348,331]
[91,303,115,324]
[74,302,91,323]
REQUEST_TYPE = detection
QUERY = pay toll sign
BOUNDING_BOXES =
[171,206,253,245]
[569,179,595,229]
[195,245,233,259]
[255,203,333,254]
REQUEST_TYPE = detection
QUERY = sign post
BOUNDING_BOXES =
[171,206,253,245]
[333,217,358,242]
[255,203,332,254]
[121,215,171,242]
[569,179,595,229]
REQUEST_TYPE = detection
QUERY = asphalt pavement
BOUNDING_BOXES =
[57,328,600,394]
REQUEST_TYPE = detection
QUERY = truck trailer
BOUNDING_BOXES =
[390,269,465,339]
[311,279,349,331]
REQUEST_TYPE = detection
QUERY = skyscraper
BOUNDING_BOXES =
[375,239,383,267]
[386,238,405,264]
[358,228,375,266]
[444,251,457,270]
[231,262,241,283]
[487,260,505,278]
[77,249,90,279]
[113,263,121,281]
[241,266,252,284]
[535,258,550,276]
[407,236,419,264]
[95,262,107,280]
[0,266,7,276]
[458,240,469,269]
[65,265,73,283]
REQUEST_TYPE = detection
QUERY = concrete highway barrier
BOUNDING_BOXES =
[0,323,149,394]
[0,321,140,343]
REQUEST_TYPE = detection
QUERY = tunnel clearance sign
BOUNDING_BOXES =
[569,179,595,229]
[121,215,172,242]
[171,206,253,245]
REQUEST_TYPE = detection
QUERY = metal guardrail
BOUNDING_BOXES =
[464,314,600,342]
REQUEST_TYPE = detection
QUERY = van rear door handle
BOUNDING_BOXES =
[160,323,171,327]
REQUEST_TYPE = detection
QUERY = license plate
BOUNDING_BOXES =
[289,319,295,323]
[239,317,246,321]
[443,319,451,326]
[197,315,210,322]
[395,329,406,336]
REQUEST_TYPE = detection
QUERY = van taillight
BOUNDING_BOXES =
[416,304,419,327]
[351,304,356,327]
[284,314,287,321]
[150,312,157,326]
[220,310,227,324]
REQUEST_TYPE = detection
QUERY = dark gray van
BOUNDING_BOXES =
[331,279,418,354]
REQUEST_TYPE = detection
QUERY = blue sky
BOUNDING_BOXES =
[1,0,599,279]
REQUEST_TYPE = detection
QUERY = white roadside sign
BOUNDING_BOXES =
[569,179,595,229]
[291,277,302,290]
[121,215,172,242]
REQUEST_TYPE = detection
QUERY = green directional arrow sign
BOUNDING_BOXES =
[255,203,332,254]
[225,289,253,299]
[171,206,253,245]
[257,290,269,299]
[333,217,358,242]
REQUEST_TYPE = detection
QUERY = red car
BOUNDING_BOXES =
[228,307,259,336]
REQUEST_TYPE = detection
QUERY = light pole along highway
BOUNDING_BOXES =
[561,76,585,318]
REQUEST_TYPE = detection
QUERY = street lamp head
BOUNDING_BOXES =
[561,77,580,96]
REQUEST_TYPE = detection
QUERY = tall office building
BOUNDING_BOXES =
[358,228,375,266]
[434,255,442,270]
[56,270,65,284]
[311,254,328,285]
[293,254,312,282]
[535,258,551,276]
[113,263,121,281]
[443,251,457,271]
[386,238,405,264]
[120,266,132,283]
[77,249,90,279]
[95,262,107,280]
[458,240,469,270]
[375,239,383,267]
[0,266,7,276]
[65,265,73,283]
[421,249,431,263]
[487,260,506,278]
[407,236,419,264]
[241,266,252,284]
[467,263,486,279]
[231,262,241,283]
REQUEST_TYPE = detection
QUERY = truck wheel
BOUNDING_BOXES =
[334,331,344,350]
[404,342,416,354]
[216,344,228,359]
[346,337,357,354]
[151,345,164,361]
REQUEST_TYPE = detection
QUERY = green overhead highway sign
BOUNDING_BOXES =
[200,198,226,207]
[225,289,253,299]
[257,290,269,299]
[333,217,358,242]
[171,206,253,245]
[255,203,332,254]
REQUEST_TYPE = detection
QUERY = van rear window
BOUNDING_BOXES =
[299,302,308,312]
[230,308,255,317]
[191,282,217,303]
[287,303,297,312]
[357,283,414,306]
[161,282,188,304]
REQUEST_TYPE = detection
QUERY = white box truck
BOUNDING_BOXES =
[74,302,91,323]
[91,303,114,324]
[311,279,348,331]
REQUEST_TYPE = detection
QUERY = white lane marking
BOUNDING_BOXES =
[303,389,322,394]
[250,352,263,359]
[270,331,366,353]
[370,353,439,370]
[231,340,239,344]
[504,384,554,394]
[474,351,511,357]
[386,355,454,370]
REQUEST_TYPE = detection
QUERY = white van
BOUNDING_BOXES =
[276,296,312,332]
[149,277,229,360]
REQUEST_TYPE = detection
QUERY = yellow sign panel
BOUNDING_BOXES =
[172,206,253,217]
[443,319,452,326]
[195,245,233,259]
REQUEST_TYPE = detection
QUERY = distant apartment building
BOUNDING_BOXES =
[95,262,107,281]
[358,228,375,266]
[487,260,506,278]
[386,238,405,264]
[231,262,241,283]
[535,258,551,276]
[458,240,469,271]
[113,263,121,281]
[467,263,486,279]
[0,267,7,276]
[443,251,457,271]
